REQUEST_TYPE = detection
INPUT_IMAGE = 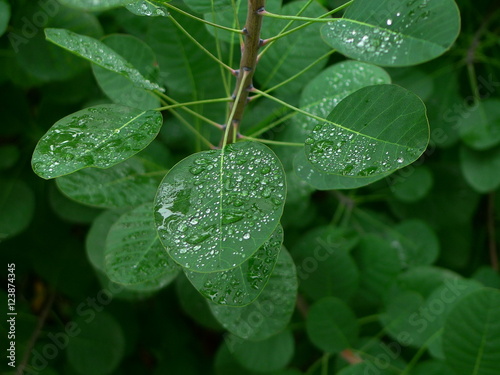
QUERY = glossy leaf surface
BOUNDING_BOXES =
[126,0,170,17]
[105,203,179,286]
[304,84,429,177]
[45,28,163,92]
[58,0,135,11]
[185,225,283,306]
[322,0,460,66]
[209,248,297,341]
[32,104,162,179]
[155,141,286,272]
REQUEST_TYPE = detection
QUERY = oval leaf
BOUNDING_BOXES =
[458,99,500,150]
[45,28,163,92]
[126,1,170,17]
[56,157,166,208]
[209,248,298,341]
[105,203,179,286]
[304,84,429,177]
[306,297,359,353]
[58,0,135,11]
[443,288,500,375]
[154,141,286,272]
[321,0,461,66]
[185,225,283,306]
[32,104,163,179]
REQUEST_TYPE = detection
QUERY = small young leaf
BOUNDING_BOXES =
[45,28,163,92]
[460,145,500,193]
[226,330,294,373]
[105,203,179,286]
[56,157,166,209]
[390,166,433,202]
[209,248,297,341]
[155,141,286,272]
[32,104,163,179]
[321,0,460,66]
[443,288,500,375]
[184,225,283,306]
[458,100,500,150]
[304,84,429,177]
[306,297,359,353]
[58,0,135,11]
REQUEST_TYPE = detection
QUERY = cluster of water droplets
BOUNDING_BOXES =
[305,123,410,177]
[127,1,169,17]
[32,105,159,178]
[155,143,285,271]
[185,226,283,306]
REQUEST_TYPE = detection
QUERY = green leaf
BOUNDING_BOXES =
[337,362,396,375]
[0,0,10,37]
[86,209,128,272]
[45,28,163,92]
[291,226,359,302]
[412,360,456,375]
[184,0,231,14]
[209,248,297,341]
[67,312,125,375]
[458,99,500,150]
[460,145,500,193]
[294,150,392,190]
[0,145,20,170]
[32,104,163,179]
[389,219,439,267]
[290,60,391,142]
[321,0,461,66]
[306,297,359,353]
[49,183,101,224]
[147,14,221,94]
[304,84,429,177]
[126,0,170,17]
[58,0,134,11]
[226,330,294,372]
[0,179,35,241]
[256,0,330,93]
[105,203,179,286]
[443,288,500,375]
[184,225,283,306]
[56,157,166,209]
[390,166,433,202]
[92,34,161,110]
[154,141,286,272]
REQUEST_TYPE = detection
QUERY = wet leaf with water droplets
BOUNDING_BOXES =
[58,0,138,11]
[126,0,169,17]
[104,203,179,286]
[45,28,164,92]
[321,0,460,66]
[32,104,163,179]
[154,141,286,272]
[209,248,297,341]
[304,84,429,177]
[56,157,166,208]
[184,225,283,306]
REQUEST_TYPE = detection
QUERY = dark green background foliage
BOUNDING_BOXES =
[1,0,500,374]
